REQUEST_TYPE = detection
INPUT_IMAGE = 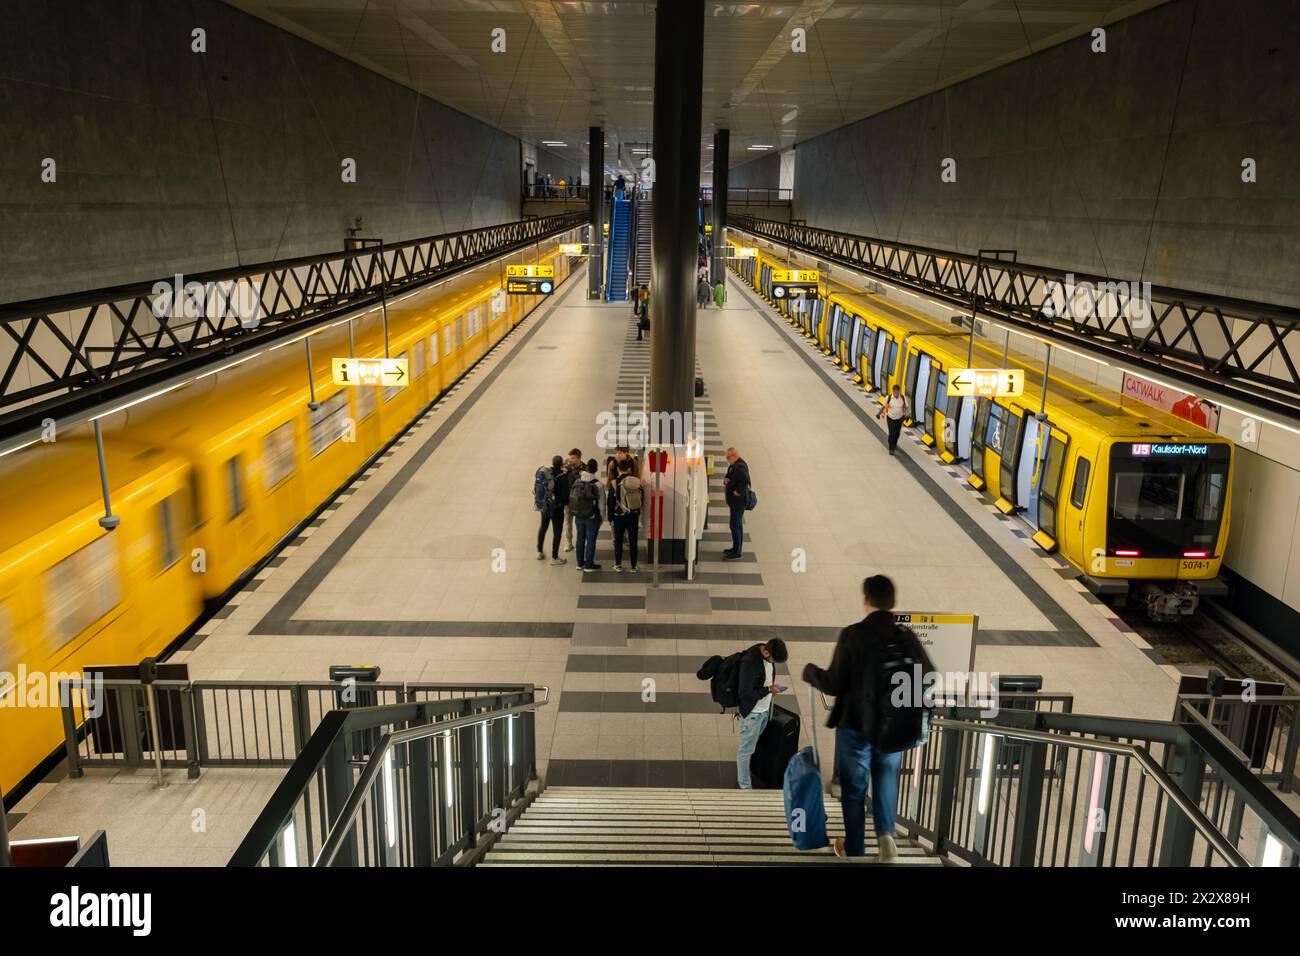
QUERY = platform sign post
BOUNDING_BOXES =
[893,612,978,696]
[331,357,408,388]
[946,369,1024,399]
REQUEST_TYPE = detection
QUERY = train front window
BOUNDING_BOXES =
[1107,444,1230,556]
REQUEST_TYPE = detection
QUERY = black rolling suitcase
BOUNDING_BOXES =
[749,703,800,789]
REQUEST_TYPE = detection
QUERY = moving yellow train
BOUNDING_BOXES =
[728,237,1233,621]
[0,233,579,798]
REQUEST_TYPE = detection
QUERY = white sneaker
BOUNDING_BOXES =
[564,544,574,552]
[614,564,623,572]
[550,557,567,566]
[536,552,544,560]
[877,834,898,863]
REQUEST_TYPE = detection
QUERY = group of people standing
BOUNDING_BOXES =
[535,447,644,572]
[697,270,726,309]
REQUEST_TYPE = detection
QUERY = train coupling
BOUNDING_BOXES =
[1140,581,1200,621]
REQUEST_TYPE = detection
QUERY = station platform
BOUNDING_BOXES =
[8,275,1185,864]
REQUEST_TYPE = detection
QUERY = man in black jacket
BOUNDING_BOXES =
[803,575,920,860]
[722,447,750,560]
[736,639,788,789]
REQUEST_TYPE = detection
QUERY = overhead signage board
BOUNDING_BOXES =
[506,277,555,295]
[894,612,978,693]
[734,247,757,259]
[331,357,408,388]
[947,368,1025,399]
[559,243,585,256]
[704,223,713,235]
[770,269,819,301]
[505,264,555,278]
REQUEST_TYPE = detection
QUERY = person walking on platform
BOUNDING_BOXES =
[611,459,643,572]
[878,385,909,456]
[570,458,605,572]
[714,279,726,309]
[803,574,931,861]
[722,446,751,560]
[637,288,651,341]
[697,274,713,309]
[534,456,568,565]
[563,448,583,551]
[736,639,789,789]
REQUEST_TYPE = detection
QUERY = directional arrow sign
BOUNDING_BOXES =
[332,357,409,389]
[946,368,1025,398]
[505,264,555,278]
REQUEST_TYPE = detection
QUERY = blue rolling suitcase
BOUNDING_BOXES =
[783,687,829,850]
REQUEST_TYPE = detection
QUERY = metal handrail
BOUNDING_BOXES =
[315,694,550,866]
[933,717,1249,867]
[1178,701,1252,764]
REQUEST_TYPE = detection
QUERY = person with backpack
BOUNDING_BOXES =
[735,639,789,789]
[534,455,568,565]
[721,446,751,560]
[801,574,933,861]
[569,457,605,572]
[878,384,909,456]
[611,458,642,572]
[562,448,583,552]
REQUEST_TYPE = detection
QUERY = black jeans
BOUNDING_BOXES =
[613,511,640,567]
[886,416,904,453]
[728,504,745,556]
[537,509,563,558]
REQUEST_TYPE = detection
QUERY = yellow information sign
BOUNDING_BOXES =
[704,223,713,234]
[946,368,1024,399]
[559,243,584,256]
[771,269,819,283]
[505,264,555,278]
[331,357,408,388]
[734,247,757,259]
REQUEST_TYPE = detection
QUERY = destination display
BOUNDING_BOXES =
[770,269,819,299]
[504,263,555,295]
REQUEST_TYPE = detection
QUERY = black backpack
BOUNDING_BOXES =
[873,624,934,753]
[696,652,744,712]
[569,478,598,519]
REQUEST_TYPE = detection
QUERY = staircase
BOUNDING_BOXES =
[632,191,653,288]
[479,787,944,867]
[606,193,632,301]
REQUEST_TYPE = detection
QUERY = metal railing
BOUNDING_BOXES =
[730,215,1300,420]
[229,687,547,867]
[1175,693,1300,793]
[700,186,793,205]
[890,706,1300,867]
[58,677,534,778]
[1,213,586,443]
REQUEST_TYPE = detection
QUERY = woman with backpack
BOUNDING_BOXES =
[611,458,643,572]
[534,455,568,565]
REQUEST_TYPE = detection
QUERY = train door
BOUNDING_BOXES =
[970,398,991,483]
[912,354,932,427]
[826,303,843,354]
[1034,431,1069,551]
[926,368,945,443]
[997,406,1027,507]
[1015,415,1046,525]
[956,396,975,460]
[872,332,891,392]
[859,326,877,387]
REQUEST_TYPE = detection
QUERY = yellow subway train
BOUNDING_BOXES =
[0,234,579,799]
[728,239,1233,621]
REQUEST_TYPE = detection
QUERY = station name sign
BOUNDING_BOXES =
[1129,442,1209,457]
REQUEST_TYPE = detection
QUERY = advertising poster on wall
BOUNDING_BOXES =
[1121,373,1221,431]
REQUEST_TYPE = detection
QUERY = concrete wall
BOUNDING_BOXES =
[0,0,522,304]
[790,0,1300,309]
[729,152,782,190]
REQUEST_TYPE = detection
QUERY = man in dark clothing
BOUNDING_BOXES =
[736,639,788,789]
[562,448,583,552]
[536,455,568,564]
[803,575,930,861]
[722,446,750,560]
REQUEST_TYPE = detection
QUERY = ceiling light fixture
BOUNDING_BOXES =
[747,144,774,150]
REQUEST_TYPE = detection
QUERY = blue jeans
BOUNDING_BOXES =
[736,707,771,789]
[575,516,600,568]
[728,504,745,556]
[835,727,903,856]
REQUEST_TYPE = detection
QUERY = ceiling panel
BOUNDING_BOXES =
[223,0,1172,174]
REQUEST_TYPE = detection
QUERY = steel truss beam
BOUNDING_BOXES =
[0,212,586,444]
[731,214,1300,422]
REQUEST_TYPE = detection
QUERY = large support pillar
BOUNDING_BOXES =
[649,0,704,420]
[588,126,604,299]
[710,128,729,286]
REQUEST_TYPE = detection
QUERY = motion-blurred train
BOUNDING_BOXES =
[0,233,579,798]
[727,237,1233,622]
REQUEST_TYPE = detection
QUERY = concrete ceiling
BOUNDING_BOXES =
[224,0,1171,177]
